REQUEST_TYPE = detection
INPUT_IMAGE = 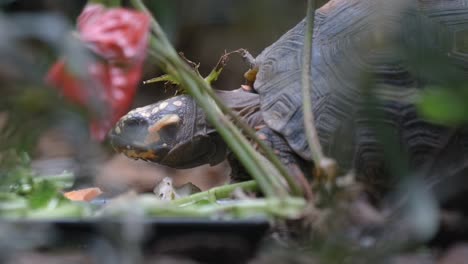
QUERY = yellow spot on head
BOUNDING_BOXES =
[173,100,183,107]
[159,102,168,110]
[115,126,121,134]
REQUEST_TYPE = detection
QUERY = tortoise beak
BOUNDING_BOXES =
[109,116,149,148]
[108,116,166,162]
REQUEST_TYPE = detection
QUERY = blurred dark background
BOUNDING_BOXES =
[138,0,305,104]
[1,0,305,101]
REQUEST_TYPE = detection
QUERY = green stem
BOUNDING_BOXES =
[302,0,337,179]
[131,0,176,56]
[145,197,307,219]
[302,0,321,163]
[197,81,303,196]
[185,72,289,195]
[89,0,121,7]
[171,180,258,206]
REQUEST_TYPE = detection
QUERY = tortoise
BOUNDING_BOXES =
[109,0,468,196]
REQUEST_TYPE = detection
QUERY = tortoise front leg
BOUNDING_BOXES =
[256,125,313,180]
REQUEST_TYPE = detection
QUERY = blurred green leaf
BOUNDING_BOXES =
[28,180,58,209]
[0,151,82,218]
[144,74,180,86]
[417,87,468,125]
[26,202,91,219]
[89,0,121,7]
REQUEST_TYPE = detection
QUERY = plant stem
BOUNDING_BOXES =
[131,0,176,56]
[176,69,284,197]
[145,197,307,219]
[302,0,337,180]
[171,180,258,206]
[302,0,320,163]
[168,51,289,193]
[89,0,121,7]
[196,82,303,196]
[185,73,292,195]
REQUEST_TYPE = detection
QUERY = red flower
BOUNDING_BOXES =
[78,4,150,64]
[46,4,150,141]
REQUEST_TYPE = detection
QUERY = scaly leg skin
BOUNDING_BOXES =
[228,125,312,185]
[256,126,314,199]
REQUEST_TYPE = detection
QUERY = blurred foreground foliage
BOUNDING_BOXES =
[0,87,80,153]
[0,150,306,220]
[0,151,90,218]
[418,86,468,125]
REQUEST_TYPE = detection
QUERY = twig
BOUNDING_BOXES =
[302,0,337,180]
[178,52,200,72]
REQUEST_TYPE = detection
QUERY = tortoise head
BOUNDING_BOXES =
[108,95,228,169]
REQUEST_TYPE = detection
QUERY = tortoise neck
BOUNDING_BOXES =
[214,88,263,128]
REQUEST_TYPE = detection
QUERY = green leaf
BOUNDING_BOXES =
[0,192,28,217]
[204,65,224,85]
[35,172,75,190]
[88,0,122,7]
[144,74,180,86]
[27,202,90,219]
[417,88,468,125]
[28,180,59,209]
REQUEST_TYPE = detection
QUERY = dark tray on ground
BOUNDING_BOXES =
[2,218,270,263]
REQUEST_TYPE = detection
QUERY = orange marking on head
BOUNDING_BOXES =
[144,114,180,145]
[123,149,158,160]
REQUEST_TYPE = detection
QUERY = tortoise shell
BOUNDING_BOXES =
[254,0,468,184]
